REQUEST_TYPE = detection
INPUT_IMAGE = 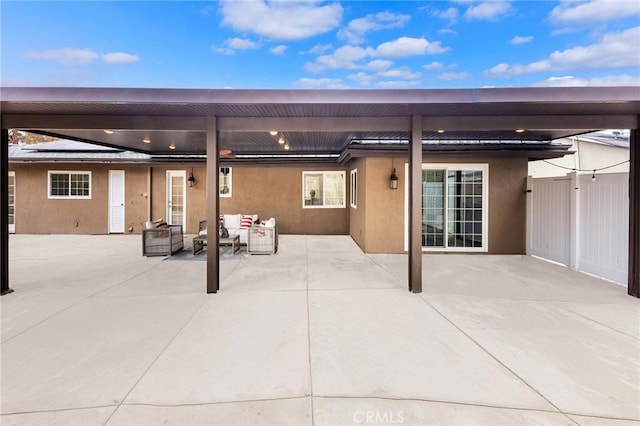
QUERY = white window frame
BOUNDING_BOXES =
[47,171,92,199]
[350,168,357,208]
[219,167,232,198]
[404,163,489,253]
[302,171,346,209]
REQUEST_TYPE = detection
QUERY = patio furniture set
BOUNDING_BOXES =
[142,216,278,257]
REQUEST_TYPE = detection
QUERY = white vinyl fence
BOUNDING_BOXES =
[527,172,629,285]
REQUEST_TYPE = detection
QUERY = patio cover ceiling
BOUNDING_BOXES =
[1,86,639,158]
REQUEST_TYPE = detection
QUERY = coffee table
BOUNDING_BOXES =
[219,234,240,254]
[193,234,241,255]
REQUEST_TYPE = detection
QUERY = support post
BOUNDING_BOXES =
[408,116,422,293]
[206,117,220,294]
[628,127,639,298]
[569,171,580,271]
[1,128,13,295]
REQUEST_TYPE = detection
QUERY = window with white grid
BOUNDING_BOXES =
[48,171,91,199]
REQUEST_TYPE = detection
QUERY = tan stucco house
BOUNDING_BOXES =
[9,137,569,255]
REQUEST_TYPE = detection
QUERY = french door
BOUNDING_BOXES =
[166,171,186,229]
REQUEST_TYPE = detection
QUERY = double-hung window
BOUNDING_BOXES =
[419,164,488,251]
[303,171,345,208]
[48,171,91,199]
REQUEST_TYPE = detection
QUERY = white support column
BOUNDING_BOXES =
[525,175,533,255]
[569,171,580,271]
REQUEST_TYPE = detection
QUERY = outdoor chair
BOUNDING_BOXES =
[142,224,184,256]
[247,225,278,255]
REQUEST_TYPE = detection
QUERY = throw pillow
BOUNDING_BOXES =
[223,214,241,229]
[240,215,253,228]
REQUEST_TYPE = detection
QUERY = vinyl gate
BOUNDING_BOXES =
[527,172,629,285]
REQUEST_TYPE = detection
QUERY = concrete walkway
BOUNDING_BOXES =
[1,235,638,426]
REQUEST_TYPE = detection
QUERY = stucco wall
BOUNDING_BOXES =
[354,156,528,254]
[10,164,149,234]
[219,165,350,235]
[151,165,350,235]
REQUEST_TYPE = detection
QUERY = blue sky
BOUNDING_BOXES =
[1,0,639,89]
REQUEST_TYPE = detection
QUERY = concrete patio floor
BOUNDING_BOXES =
[1,234,638,426]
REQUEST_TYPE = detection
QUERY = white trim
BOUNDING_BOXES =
[404,163,489,253]
[219,167,232,198]
[108,170,126,234]
[8,171,15,234]
[166,170,187,229]
[350,168,357,208]
[47,170,92,199]
[302,171,346,209]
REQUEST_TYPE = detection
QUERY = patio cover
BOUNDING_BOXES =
[1,86,639,297]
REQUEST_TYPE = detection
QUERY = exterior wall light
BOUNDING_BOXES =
[188,169,195,187]
[390,168,399,190]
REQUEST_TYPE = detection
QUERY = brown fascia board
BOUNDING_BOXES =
[338,143,573,164]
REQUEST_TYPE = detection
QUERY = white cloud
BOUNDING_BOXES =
[212,37,260,55]
[348,72,376,87]
[101,52,139,64]
[364,59,393,72]
[438,28,458,36]
[220,0,342,41]
[376,37,448,58]
[305,45,374,73]
[270,45,288,56]
[439,71,471,81]
[24,48,139,65]
[227,37,260,50]
[338,11,410,45]
[532,74,640,87]
[293,77,349,89]
[24,48,99,65]
[464,1,512,20]
[378,67,422,80]
[510,35,533,45]
[484,26,640,77]
[300,43,333,55]
[434,7,459,22]
[549,0,640,25]
[423,61,444,71]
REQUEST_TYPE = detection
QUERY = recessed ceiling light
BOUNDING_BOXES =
[515,129,525,133]
[278,137,285,145]
[270,130,278,136]
[437,129,445,134]
[103,129,114,135]
[284,143,290,150]
[142,137,151,144]
[169,143,176,150]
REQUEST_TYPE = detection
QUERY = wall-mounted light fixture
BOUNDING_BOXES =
[188,168,195,187]
[390,168,399,190]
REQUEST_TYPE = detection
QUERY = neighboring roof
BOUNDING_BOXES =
[576,130,630,149]
[9,140,150,162]
[1,86,638,160]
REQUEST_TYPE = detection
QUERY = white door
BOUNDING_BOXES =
[109,170,125,233]
[167,171,186,229]
[8,171,15,234]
